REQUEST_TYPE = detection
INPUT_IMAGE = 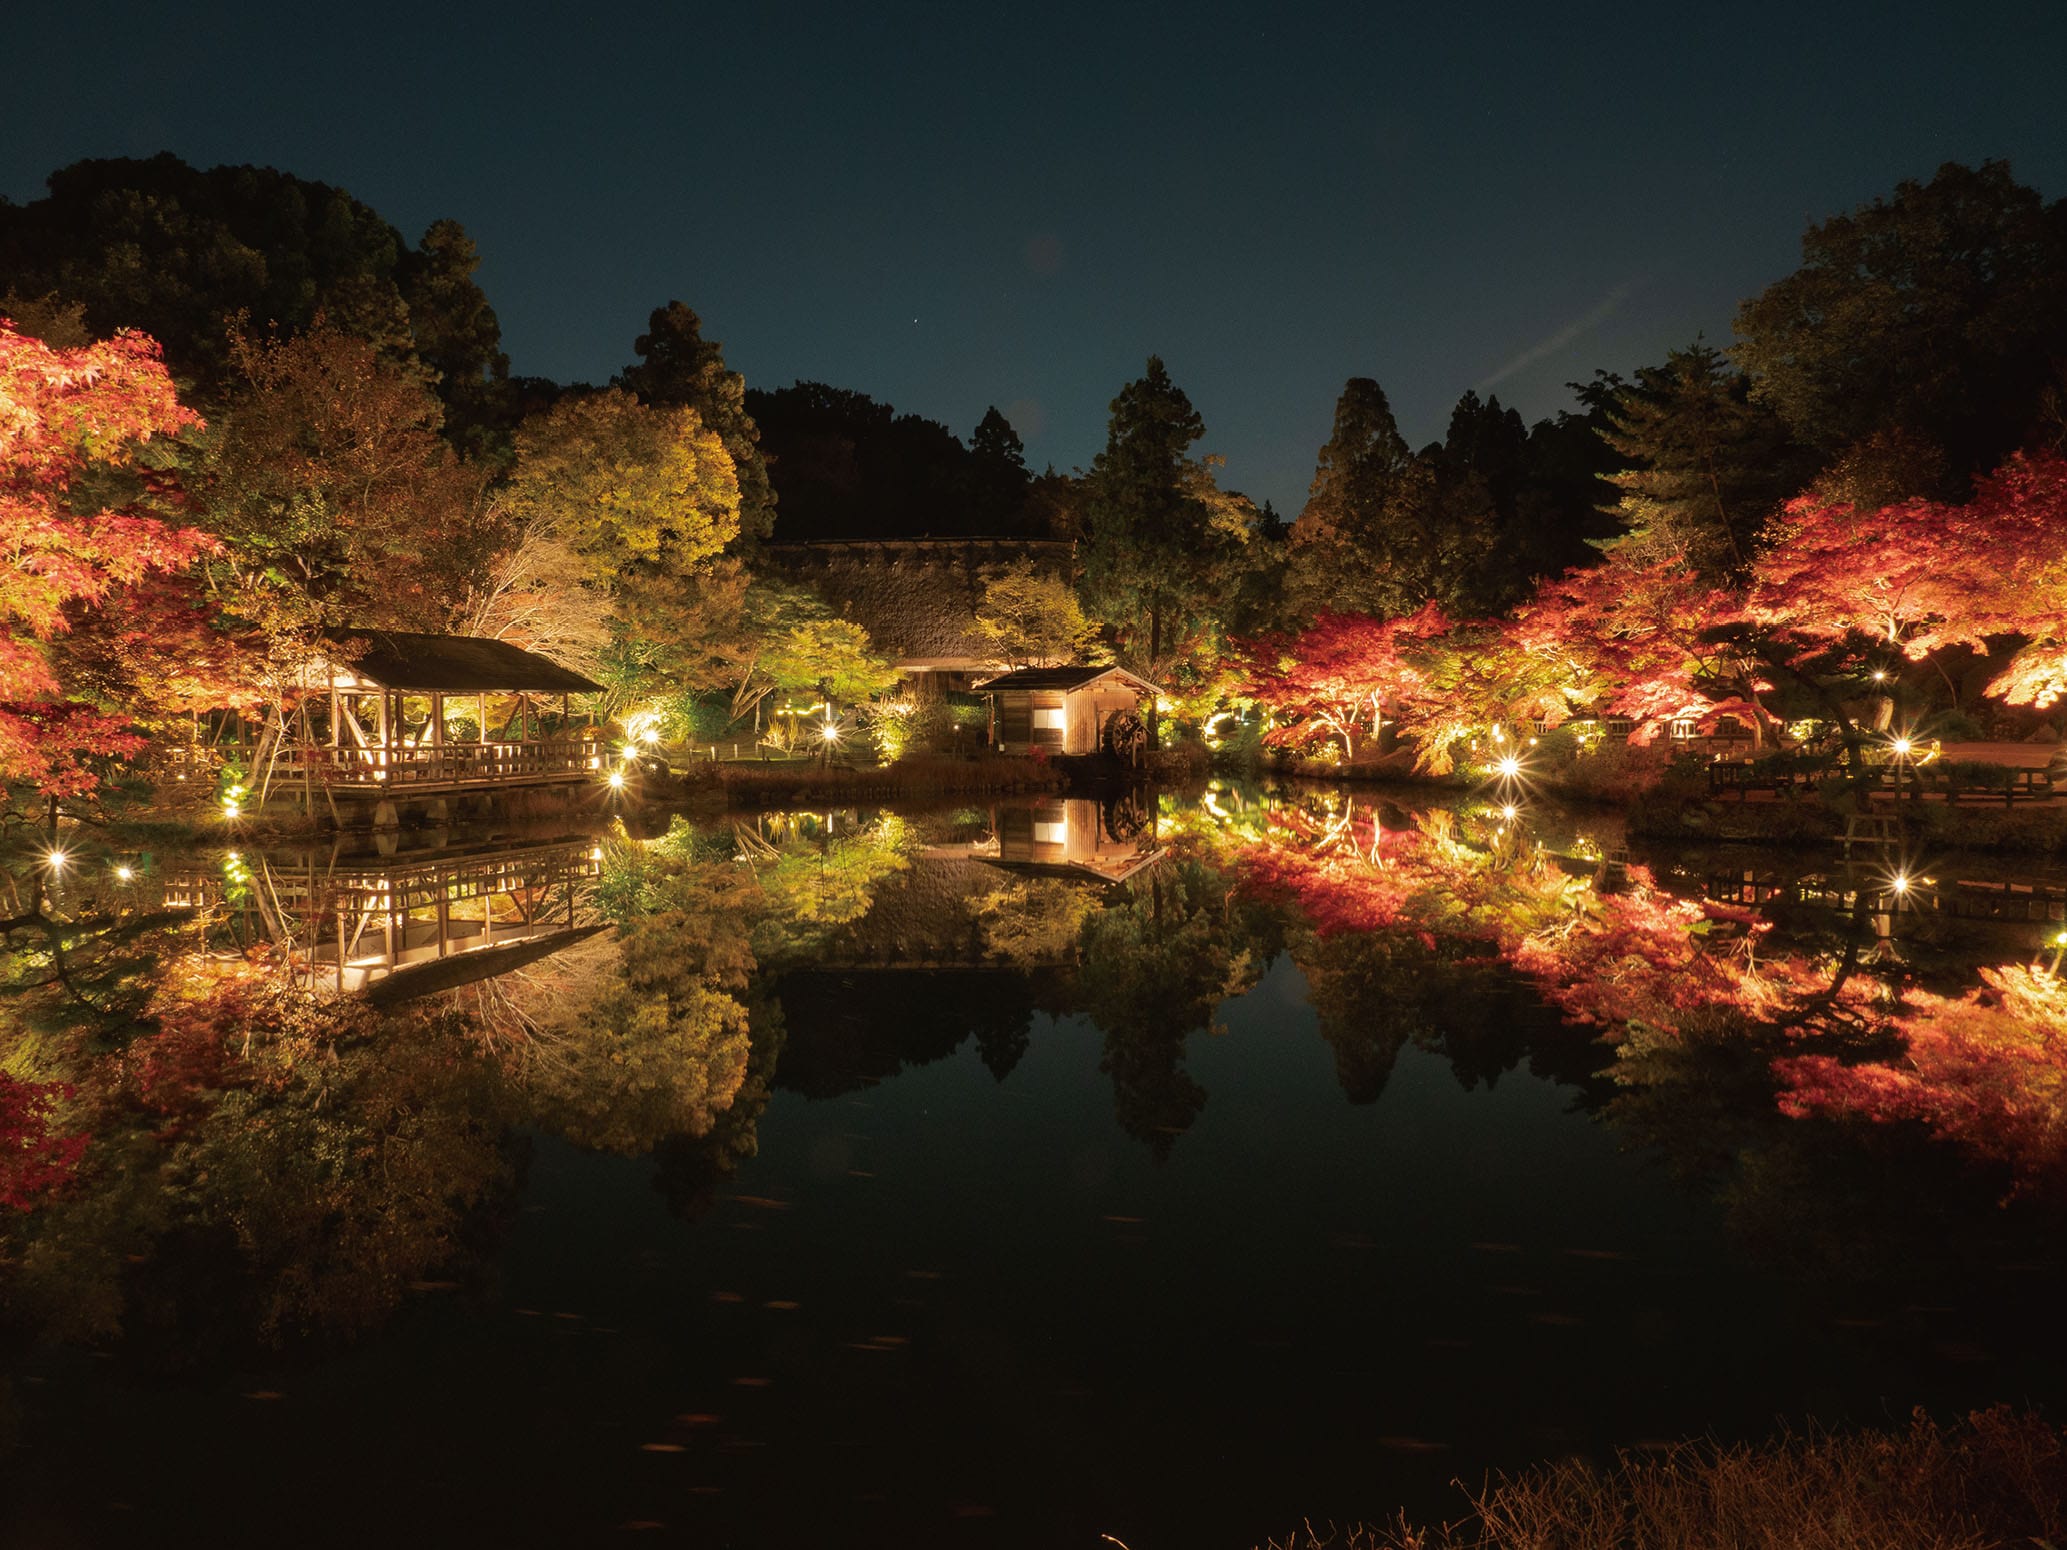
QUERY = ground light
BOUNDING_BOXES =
[1496,755,1521,779]
[606,769,626,791]
[45,848,67,873]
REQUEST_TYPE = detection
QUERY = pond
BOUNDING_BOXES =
[3,783,2065,1546]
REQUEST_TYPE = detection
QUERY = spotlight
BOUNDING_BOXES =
[1496,756,1521,778]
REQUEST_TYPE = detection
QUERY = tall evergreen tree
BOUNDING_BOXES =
[619,301,777,541]
[1286,377,1490,620]
[969,405,1031,533]
[1079,358,1248,734]
[397,219,510,455]
[1602,343,1810,578]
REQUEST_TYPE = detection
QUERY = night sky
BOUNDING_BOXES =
[6,0,2064,514]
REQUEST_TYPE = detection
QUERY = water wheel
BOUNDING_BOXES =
[1102,710,1148,766]
[1102,793,1148,843]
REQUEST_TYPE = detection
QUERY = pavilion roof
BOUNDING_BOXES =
[320,629,603,694]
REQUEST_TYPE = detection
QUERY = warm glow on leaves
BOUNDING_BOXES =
[1241,604,1451,762]
[0,1073,87,1211]
[1,321,215,794]
[1776,964,2067,1192]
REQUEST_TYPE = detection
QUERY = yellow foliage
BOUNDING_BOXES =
[502,388,741,586]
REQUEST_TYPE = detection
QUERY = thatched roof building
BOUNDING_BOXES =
[317,628,603,694]
[760,538,1072,685]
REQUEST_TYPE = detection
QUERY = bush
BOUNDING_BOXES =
[1258,1407,2067,1550]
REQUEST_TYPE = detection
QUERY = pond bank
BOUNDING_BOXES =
[1247,752,2067,855]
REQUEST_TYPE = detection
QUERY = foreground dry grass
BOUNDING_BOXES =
[1264,1409,2066,1550]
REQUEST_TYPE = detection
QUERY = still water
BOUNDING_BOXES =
[3,785,2064,1547]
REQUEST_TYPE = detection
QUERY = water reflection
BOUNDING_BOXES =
[4,781,2065,1370]
[160,829,602,999]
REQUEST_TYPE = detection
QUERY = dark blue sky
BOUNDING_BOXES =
[6,1,2064,513]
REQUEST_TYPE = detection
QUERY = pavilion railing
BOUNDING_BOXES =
[271,737,604,790]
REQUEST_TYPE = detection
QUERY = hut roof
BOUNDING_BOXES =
[320,629,603,693]
[974,664,1162,695]
[760,538,1072,669]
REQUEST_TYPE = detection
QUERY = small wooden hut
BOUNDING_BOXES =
[263,628,605,810]
[975,665,1160,761]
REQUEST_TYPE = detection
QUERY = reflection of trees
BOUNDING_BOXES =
[489,852,762,1156]
[772,969,1035,1098]
[974,877,1095,967]
[1296,926,1614,1106]
[651,992,785,1222]
[1073,861,1265,1158]
[6,975,511,1359]
[738,813,912,967]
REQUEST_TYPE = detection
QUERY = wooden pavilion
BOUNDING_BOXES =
[263,628,605,813]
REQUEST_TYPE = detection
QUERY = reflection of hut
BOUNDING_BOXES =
[981,797,1164,884]
[265,629,605,813]
[975,665,1160,761]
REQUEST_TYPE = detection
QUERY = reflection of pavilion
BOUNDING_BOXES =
[966,797,1166,885]
[164,833,602,998]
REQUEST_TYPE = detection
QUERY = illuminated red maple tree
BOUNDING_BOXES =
[0,1073,86,1211]
[1508,544,1767,744]
[1747,452,2067,714]
[1241,603,1452,761]
[1,322,215,797]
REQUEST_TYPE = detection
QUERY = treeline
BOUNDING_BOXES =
[3,154,2066,809]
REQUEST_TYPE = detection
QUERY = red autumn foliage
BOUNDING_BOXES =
[1508,546,1764,742]
[1751,453,2067,661]
[1,321,218,795]
[0,1072,89,1211]
[1241,603,1452,760]
[1775,964,2067,1192]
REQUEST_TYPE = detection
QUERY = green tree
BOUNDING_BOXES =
[1285,377,1489,619]
[973,557,1101,666]
[1601,343,1810,577]
[1734,160,2067,489]
[396,219,510,455]
[618,301,777,540]
[0,155,506,435]
[488,389,741,696]
[1079,357,1252,735]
